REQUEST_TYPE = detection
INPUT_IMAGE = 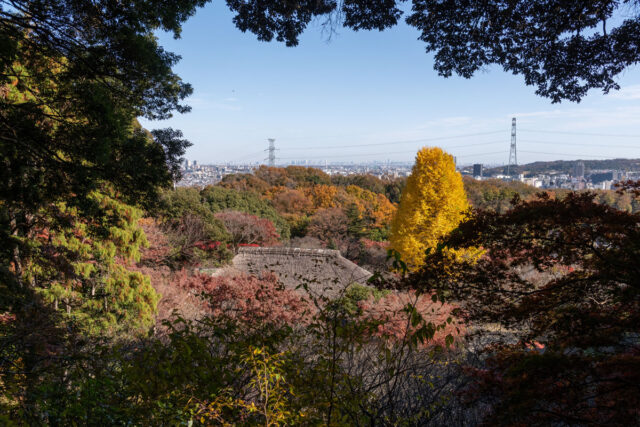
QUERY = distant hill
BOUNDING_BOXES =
[484,158,640,176]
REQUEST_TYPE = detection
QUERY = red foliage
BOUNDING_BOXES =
[358,291,463,348]
[307,208,352,254]
[134,266,208,328]
[361,239,389,250]
[177,272,315,327]
[194,241,223,251]
[271,188,313,215]
[215,211,279,251]
[138,218,172,265]
[410,190,640,424]
[0,312,17,325]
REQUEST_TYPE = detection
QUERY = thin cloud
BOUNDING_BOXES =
[415,116,473,129]
[509,105,640,130]
[609,84,640,100]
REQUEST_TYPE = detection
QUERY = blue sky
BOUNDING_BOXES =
[140,2,640,166]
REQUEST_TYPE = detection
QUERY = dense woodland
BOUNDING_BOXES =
[2,0,640,425]
[484,158,640,176]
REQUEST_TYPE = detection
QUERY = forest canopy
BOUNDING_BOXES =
[2,0,640,424]
[224,0,640,102]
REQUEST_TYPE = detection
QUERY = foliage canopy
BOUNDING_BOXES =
[224,0,640,102]
[409,189,640,424]
[390,147,469,269]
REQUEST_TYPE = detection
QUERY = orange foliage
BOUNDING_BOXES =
[345,185,396,228]
[254,166,292,187]
[270,188,312,215]
[303,184,339,209]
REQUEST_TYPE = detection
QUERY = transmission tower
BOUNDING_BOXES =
[507,117,517,175]
[265,138,277,166]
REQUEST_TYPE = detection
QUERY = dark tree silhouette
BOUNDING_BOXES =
[407,190,640,424]
[225,0,640,102]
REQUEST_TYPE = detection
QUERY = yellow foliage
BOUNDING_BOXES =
[344,185,396,228]
[303,184,339,209]
[192,347,304,426]
[389,147,469,269]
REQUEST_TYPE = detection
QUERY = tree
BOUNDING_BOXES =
[215,211,280,252]
[332,174,387,195]
[218,173,271,194]
[165,213,231,265]
[408,190,640,424]
[344,184,396,235]
[284,166,331,186]
[1,2,200,417]
[389,147,469,269]
[384,177,406,204]
[345,202,366,239]
[223,0,639,102]
[303,184,339,210]
[27,188,159,336]
[253,165,293,187]
[200,186,291,240]
[271,189,313,216]
[406,0,640,102]
[463,176,542,213]
[178,271,313,327]
[1,0,197,284]
[307,208,349,246]
[359,290,463,349]
[154,188,232,266]
[157,187,213,221]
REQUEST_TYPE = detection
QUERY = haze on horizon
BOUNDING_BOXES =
[140,2,640,166]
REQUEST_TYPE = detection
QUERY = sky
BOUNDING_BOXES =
[139,2,640,166]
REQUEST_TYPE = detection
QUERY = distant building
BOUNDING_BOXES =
[573,161,585,179]
[596,180,614,190]
[473,163,483,178]
[521,177,543,188]
[591,171,615,184]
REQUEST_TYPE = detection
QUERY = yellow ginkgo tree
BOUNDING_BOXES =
[390,147,469,269]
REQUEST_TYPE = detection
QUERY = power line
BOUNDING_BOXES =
[227,150,266,163]
[278,139,507,160]
[519,139,640,150]
[278,130,505,150]
[224,123,640,163]
[519,150,622,159]
[279,149,507,160]
[457,151,508,158]
[520,129,640,138]
[280,140,505,157]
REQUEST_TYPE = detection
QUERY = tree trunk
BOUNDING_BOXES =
[9,211,24,286]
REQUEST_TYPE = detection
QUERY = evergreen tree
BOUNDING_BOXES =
[345,203,366,239]
[200,186,291,240]
[30,188,159,336]
[389,147,469,269]
[1,0,196,292]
